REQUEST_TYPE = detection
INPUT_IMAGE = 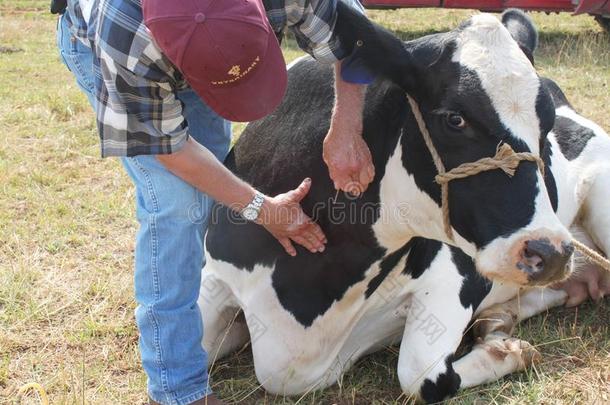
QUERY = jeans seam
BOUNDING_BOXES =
[131,157,172,397]
[176,389,212,405]
[131,157,160,213]
[70,53,94,93]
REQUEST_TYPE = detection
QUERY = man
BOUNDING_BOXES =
[57,0,374,404]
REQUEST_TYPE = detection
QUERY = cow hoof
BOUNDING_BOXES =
[473,306,518,338]
[483,336,541,369]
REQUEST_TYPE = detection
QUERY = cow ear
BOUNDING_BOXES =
[334,2,414,89]
[501,9,538,64]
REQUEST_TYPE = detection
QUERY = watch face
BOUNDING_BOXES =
[242,207,258,221]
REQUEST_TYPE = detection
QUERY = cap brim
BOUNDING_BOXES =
[188,30,287,122]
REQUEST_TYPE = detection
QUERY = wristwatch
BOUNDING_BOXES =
[241,191,265,222]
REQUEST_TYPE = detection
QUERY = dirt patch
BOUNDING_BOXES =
[0,46,24,54]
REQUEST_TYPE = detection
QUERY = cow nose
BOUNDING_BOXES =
[518,239,574,284]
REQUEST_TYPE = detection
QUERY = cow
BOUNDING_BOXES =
[386,73,610,402]
[196,7,608,402]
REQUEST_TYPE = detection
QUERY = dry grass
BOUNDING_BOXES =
[0,2,608,404]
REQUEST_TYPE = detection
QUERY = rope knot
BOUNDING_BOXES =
[434,143,544,186]
[494,143,521,176]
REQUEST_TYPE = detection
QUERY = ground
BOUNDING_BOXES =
[0,1,608,404]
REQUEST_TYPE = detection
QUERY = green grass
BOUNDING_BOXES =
[0,2,608,404]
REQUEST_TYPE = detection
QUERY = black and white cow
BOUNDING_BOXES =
[197,7,609,402]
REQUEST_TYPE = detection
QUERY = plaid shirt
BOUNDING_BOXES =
[65,0,365,157]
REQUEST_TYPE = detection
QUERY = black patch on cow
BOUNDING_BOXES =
[450,247,492,311]
[536,81,557,140]
[271,241,385,327]
[540,77,572,109]
[541,138,558,212]
[553,115,596,161]
[403,238,443,280]
[365,241,412,298]
[534,79,559,211]
[420,355,461,404]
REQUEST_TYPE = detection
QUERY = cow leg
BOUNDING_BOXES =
[198,271,249,366]
[581,175,610,257]
[452,287,567,390]
[398,283,567,403]
[575,177,610,300]
[395,250,474,402]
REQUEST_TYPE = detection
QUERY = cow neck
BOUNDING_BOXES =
[405,94,545,242]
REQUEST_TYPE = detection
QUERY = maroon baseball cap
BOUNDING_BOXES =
[143,0,287,122]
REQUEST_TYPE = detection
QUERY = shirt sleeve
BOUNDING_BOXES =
[265,0,366,64]
[94,1,188,157]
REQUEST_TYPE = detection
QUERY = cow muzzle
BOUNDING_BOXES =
[518,238,574,284]
[478,231,574,286]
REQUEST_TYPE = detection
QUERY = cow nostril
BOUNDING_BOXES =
[518,238,573,283]
[562,241,575,257]
[521,244,545,275]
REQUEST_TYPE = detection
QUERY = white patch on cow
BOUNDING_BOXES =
[373,135,476,256]
[453,14,541,153]
[396,245,472,394]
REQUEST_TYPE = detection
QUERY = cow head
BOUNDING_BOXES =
[336,6,573,286]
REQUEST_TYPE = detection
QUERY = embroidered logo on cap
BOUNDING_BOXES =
[212,57,260,86]
[228,65,241,77]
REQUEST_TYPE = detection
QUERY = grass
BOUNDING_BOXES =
[0,2,608,404]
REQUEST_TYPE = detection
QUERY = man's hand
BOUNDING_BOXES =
[324,61,374,195]
[258,178,327,256]
[323,126,374,195]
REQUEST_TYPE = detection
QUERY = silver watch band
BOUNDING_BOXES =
[251,191,264,210]
[241,191,265,221]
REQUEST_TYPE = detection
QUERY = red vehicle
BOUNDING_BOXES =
[362,0,610,31]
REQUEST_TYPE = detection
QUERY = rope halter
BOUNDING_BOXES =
[405,94,610,274]
[406,94,544,241]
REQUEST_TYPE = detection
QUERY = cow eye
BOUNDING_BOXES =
[446,113,467,129]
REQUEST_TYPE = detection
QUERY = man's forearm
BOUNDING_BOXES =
[330,62,366,132]
[156,137,255,211]
[323,62,374,193]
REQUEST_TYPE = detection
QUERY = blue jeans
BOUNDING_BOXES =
[57,14,231,404]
